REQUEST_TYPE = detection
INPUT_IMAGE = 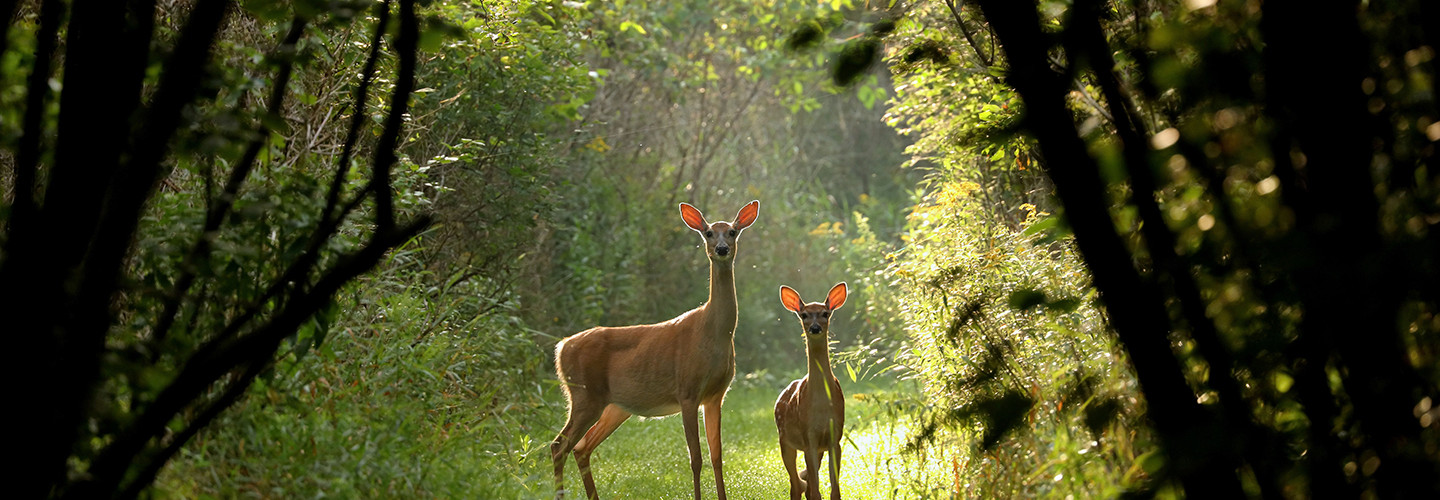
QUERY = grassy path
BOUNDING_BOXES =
[530,379,918,500]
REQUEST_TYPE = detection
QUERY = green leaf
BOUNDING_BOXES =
[619,21,647,35]
[1020,216,1058,238]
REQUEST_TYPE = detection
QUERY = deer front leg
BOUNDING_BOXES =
[681,402,704,500]
[803,445,822,500]
[780,443,803,500]
[827,442,842,500]
[703,398,727,500]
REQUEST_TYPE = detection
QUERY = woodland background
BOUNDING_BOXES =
[2,0,1437,498]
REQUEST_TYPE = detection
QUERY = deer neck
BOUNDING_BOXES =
[805,335,835,388]
[703,259,737,337]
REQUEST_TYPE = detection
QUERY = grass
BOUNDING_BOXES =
[153,272,936,498]
[537,378,918,500]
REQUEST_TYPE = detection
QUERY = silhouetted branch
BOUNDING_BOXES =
[327,0,392,224]
[1066,1,1269,496]
[969,0,1242,496]
[9,0,63,238]
[152,18,311,350]
[372,0,419,234]
[76,2,428,493]
[115,354,274,500]
[944,0,992,66]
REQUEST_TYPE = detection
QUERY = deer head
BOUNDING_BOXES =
[679,200,758,263]
[779,282,848,336]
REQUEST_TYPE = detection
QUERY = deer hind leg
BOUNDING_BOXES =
[573,404,631,500]
[551,394,604,499]
[781,443,803,500]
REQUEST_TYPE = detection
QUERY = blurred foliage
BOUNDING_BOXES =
[883,168,1147,497]
[845,0,1440,497]
[156,245,555,497]
[507,0,918,373]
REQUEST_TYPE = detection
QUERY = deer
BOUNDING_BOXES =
[550,200,759,500]
[774,282,849,500]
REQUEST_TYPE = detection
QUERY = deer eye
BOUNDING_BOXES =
[728,230,737,237]
[705,230,714,238]
[822,311,830,318]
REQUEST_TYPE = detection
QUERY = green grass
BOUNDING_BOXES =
[515,380,921,500]
[154,288,935,499]
[535,378,921,500]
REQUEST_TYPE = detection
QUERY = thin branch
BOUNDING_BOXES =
[151,18,310,350]
[325,0,391,224]
[115,355,273,500]
[945,0,993,66]
[370,0,419,234]
[79,217,428,498]
[9,0,64,239]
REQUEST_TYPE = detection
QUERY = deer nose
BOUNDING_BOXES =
[808,324,820,334]
[715,246,729,256]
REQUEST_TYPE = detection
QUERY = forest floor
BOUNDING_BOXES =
[514,379,933,499]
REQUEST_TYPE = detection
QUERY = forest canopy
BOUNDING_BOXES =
[1,0,1437,498]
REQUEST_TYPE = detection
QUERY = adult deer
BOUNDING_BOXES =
[774,282,848,500]
[550,200,758,500]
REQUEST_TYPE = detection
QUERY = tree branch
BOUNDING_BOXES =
[944,0,993,66]
[968,0,1242,496]
[115,354,274,500]
[1065,0,1263,495]
[9,0,64,239]
[325,0,391,225]
[370,0,419,234]
[151,18,310,350]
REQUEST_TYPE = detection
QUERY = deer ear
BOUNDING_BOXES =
[679,203,707,232]
[733,200,759,230]
[826,282,848,310]
[779,286,803,313]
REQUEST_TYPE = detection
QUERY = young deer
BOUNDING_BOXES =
[550,201,759,500]
[774,282,848,500]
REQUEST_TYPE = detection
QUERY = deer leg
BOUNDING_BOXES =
[681,402,704,500]
[803,446,822,500]
[781,443,803,500]
[827,443,842,500]
[552,396,603,499]
[573,404,631,500]
[703,398,727,500]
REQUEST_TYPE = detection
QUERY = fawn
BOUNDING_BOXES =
[774,282,848,500]
[550,201,759,500]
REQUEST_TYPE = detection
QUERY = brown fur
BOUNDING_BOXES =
[774,283,848,500]
[550,201,758,500]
